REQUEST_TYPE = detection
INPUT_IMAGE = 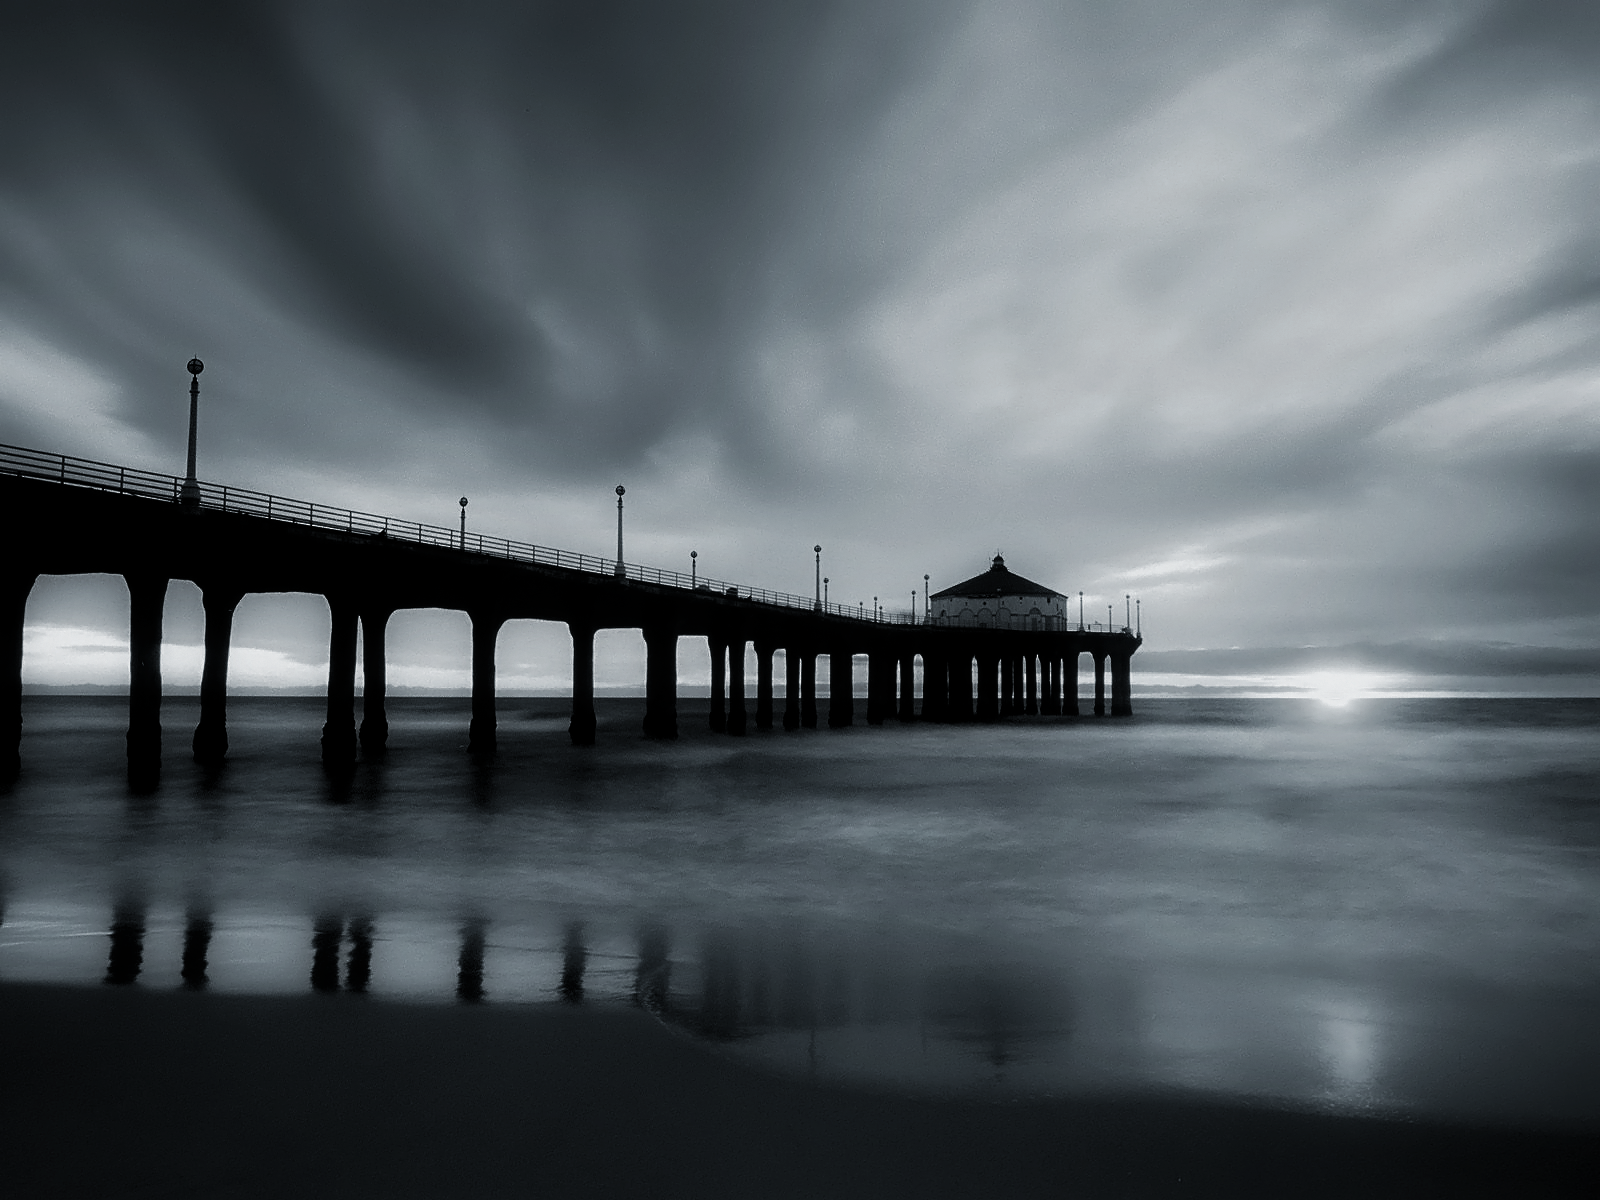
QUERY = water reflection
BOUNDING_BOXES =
[695,939,743,1041]
[104,901,145,985]
[310,914,343,993]
[634,926,670,1014]
[181,907,213,990]
[560,922,586,1004]
[345,915,373,994]
[456,917,486,1002]
[21,889,1593,1122]
[923,966,1073,1074]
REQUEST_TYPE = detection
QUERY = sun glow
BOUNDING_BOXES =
[1297,670,1385,707]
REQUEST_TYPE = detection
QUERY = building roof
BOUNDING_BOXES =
[930,555,1064,600]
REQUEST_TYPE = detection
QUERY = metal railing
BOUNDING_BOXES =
[0,443,913,620]
[0,442,1137,635]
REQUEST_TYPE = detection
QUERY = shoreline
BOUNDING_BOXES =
[2,982,1590,1198]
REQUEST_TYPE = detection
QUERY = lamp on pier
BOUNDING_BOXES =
[614,485,626,579]
[823,576,829,607]
[182,357,204,507]
[1136,597,1141,637]
[458,496,468,550]
[690,549,697,589]
[1126,593,1131,632]
[1078,591,1084,630]
[814,545,822,611]
[924,574,929,621]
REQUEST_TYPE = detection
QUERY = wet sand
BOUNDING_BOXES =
[0,983,1590,1198]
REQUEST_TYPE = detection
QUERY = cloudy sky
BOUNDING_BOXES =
[2,0,1596,696]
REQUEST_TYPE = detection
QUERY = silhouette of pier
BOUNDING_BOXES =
[0,443,1140,785]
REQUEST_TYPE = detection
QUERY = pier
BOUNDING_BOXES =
[0,443,1140,785]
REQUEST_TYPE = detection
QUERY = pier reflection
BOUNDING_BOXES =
[560,922,586,1004]
[49,894,1078,1092]
[310,914,343,993]
[923,966,1073,1072]
[104,901,145,985]
[634,926,670,1013]
[346,916,373,994]
[456,918,486,1003]
[180,907,212,990]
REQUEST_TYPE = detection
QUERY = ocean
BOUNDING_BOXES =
[2,695,1596,1128]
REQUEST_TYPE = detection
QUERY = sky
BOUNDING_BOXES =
[1,0,1596,697]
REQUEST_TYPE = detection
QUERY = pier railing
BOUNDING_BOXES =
[0,443,1134,634]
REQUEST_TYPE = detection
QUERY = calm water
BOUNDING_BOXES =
[2,695,1597,1125]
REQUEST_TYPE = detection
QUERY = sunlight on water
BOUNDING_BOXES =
[1,696,1597,1124]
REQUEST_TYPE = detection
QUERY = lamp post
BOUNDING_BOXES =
[1078,591,1084,630]
[1136,598,1141,637]
[814,545,822,611]
[823,576,829,607]
[458,496,467,550]
[924,574,930,621]
[182,357,203,507]
[1108,605,1113,632]
[1126,594,1131,632]
[690,550,697,589]
[873,596,878,622]
[614,485,626,578]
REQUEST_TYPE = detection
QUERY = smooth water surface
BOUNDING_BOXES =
[2,696,1596,1125]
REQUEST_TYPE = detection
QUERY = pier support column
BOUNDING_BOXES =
[359,607,391,756]
[866,651,889,726]
[1093,653,1106,717]
[949,651,972,721]
[754,642,774,731]
[568,619,596,746]
[1025,653,1039,716]
[828,651,854,728]
[125,573,168,787]
[642,625,678,739]
[0,571,36,782]
[727,637,747,736]
[1066,653,1081,717]
[898,652,916,722]
[976,651,998,722]
[999,656,1016,717]
[1111,650,1134,717]
[921,652,945,723]
[320,595,358,768]
[800,651,817,729]
[707,634,727,733]
[1041,656,1060,716]
[192,583,243,766]
[472,612,507,755]
[782,648,800,730]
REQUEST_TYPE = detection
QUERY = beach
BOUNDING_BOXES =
[2,981,1592,1198]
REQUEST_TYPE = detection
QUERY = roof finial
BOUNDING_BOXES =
[992,550,1006,570]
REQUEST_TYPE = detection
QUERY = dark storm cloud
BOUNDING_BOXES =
[0,0,962,462]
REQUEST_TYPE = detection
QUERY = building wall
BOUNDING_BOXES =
[930,594,1068,630]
